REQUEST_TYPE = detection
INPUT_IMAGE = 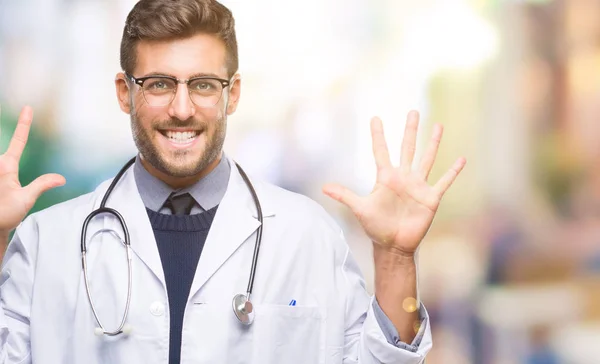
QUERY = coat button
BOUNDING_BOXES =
[150,302,165,316]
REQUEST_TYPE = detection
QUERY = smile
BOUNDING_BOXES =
[159,130,201,144]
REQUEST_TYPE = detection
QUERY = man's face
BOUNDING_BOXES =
[119,33,239,178]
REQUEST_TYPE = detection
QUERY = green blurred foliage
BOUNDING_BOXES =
[532,131,584,216]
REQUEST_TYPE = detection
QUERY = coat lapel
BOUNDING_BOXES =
[97,166,166,288]
[188,158,271,297]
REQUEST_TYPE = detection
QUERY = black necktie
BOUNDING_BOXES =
[164,193,196,215]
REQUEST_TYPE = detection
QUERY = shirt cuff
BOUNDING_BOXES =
[372,298,427,352]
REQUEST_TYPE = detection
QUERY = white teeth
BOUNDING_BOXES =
[165,131,197,143]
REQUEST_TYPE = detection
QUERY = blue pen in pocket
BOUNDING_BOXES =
[288,299,296,306]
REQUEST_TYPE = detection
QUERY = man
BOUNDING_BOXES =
[0,0,465,363]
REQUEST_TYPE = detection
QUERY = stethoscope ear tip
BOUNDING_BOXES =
[94,327,104,336]
[122,324,133,335]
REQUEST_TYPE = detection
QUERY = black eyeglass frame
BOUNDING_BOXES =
[125,73,231,106]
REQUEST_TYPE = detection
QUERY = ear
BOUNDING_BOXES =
[115,72,132,114]
[226,73,241,116]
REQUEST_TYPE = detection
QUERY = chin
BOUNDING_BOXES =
[160,155,209,178]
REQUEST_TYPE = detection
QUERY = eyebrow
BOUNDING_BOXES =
[142,71,224,79]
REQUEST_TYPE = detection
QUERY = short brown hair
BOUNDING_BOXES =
[120,0,238,77]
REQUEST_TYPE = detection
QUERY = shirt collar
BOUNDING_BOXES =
[133,153,231,212]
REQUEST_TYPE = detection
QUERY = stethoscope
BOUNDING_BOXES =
[81,156,263,336]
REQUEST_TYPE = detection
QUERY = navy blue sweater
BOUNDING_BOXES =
[146,206,218,364]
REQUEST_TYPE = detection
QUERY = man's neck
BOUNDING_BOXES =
[139,154,222,190]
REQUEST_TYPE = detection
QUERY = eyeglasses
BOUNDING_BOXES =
[126,73,230,108]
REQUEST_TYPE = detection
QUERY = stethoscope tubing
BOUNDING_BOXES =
[80,156,263,334]
[234,163,263,302]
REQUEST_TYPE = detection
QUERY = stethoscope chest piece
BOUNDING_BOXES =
[232,293,254,325]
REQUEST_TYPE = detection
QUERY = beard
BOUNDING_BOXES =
[130,112,227,178]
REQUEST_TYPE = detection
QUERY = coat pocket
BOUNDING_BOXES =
[253,304,323,364]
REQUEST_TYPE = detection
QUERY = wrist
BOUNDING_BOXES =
[0,229,9,245]
[373,243,417,297]
[373,243,416,267]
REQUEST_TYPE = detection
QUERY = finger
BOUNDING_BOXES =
[5,106,34,161]
[370,117,392,171]
[433,157,466,197]
[400,110,419,172]
[23,173,66,206]
[322,183,363,213]
[418,123,443,180]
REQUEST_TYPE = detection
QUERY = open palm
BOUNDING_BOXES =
[323,111,466,256]
[0,106,65,232]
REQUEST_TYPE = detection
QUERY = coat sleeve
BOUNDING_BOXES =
[338,230,432,364]
[0,217,38,363]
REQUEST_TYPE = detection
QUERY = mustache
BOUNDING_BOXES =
[152,118,206,130]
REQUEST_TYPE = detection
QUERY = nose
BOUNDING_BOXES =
[168,83,195,121]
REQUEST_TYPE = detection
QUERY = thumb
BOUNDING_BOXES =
[322,183,362,213]
[23,173,66,203]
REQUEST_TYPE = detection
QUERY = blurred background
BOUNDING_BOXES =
[1,0,600,362]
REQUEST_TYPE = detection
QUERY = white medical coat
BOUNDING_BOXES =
[0,157,432,363]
